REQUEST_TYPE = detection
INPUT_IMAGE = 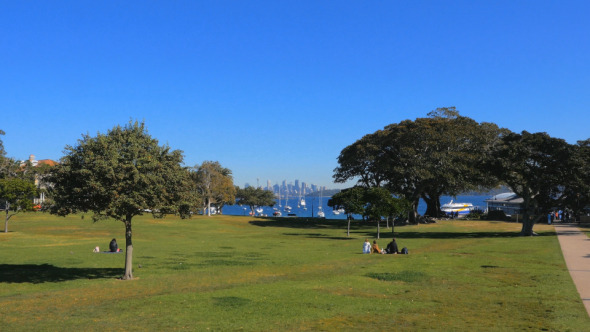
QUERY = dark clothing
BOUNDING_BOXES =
[109,239,118,252]
[386,241,399,254]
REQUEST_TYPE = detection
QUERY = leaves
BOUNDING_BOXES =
[49,121,191,222]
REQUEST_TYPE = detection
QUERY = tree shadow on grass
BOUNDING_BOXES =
[282,232,354,241]
[394,230,555,239]
[0,264,122,283]
[249,218,556,239]
[249,218,348,230]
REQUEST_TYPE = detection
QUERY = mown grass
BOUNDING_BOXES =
[0,213,588,331]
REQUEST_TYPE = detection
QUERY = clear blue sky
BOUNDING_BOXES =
[1,1,589,189]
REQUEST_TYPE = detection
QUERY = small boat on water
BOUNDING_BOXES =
[317,188,325,217]
[332,208,345,215]
[441,200,475,217]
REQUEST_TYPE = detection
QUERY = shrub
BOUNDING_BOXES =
[486,209,508,221]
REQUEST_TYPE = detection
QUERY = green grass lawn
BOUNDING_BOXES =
[1,213,588,331]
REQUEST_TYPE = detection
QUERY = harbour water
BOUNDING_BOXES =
[221,195,490,219]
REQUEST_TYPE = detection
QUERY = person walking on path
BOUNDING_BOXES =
[554,223,590,317]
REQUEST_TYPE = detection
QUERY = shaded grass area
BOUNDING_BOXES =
[0,213,588,331]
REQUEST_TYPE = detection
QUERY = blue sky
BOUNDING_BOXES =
[1,1,589,189]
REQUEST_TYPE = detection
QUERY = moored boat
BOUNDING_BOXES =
[441,200,475,217]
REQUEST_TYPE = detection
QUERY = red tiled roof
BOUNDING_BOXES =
[37,159,59,166]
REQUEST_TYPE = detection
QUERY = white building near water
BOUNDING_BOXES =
[485,192,524,217]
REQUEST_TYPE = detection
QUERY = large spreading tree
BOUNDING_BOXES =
[49,121,191,279]
[488,131,574,235]
[334,107,504,223]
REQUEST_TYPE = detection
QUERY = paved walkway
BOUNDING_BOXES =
[554,223,590,317]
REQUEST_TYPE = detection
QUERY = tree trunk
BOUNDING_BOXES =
[4,202,10,233]
[377,219,380,239]
[347,215,350,237]
[423,194,441,218]
[123,215,134,280]
[520,198,535,236]
[408,198,419,224]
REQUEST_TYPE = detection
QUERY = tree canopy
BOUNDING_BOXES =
[0,177,37,233]
[328,186,409,237]
[488,131,574,235]
[190,161,236,216]
[235,187,276,215]
[49,121,191,279]
[334,107,505,223]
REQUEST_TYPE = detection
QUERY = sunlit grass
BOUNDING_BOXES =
[0,213,588,331]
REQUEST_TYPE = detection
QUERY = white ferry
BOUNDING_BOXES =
[441,200,475,217]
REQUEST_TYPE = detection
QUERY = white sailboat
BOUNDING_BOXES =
[317,188,325,218]
[278,187,282,208]
[300,188,306,210]
[284,190,291,212]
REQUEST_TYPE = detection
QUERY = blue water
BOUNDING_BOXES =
[221,195,490,219]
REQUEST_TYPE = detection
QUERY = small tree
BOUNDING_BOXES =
[364,187,408,239]
[328,186,366,236]
[49,121,191,279]
[235,187,276,215]
[0,177,37,233]
[191,161,236,216]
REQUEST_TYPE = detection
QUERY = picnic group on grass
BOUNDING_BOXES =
[363,238,408,255]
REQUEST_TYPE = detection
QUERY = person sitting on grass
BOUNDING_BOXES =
[363,238,371,254]
[109,238,119,252]
[371,240,384,254]
[385,238,399,254]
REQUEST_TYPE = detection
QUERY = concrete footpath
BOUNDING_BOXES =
[554,223,590,317]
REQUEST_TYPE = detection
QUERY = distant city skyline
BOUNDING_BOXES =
[244,179,327,194]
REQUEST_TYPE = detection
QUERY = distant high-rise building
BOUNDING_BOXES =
[294,179,300,192]
[267,179,271,191]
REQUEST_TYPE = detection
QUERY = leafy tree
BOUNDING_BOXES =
[364,187,409,239]
[0,129,5,159]
[561,139,590,219]
[0,178,37,233]
[191,161,236,216]
[413,109,506,217]
[328,186,366,236]
[0,130,20,180]
[49,121,191,279]
[333,133,388,187]
[488,131,572,235]
[328,186,409,238]
[334,107,505,223]
[235,186,276,215]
